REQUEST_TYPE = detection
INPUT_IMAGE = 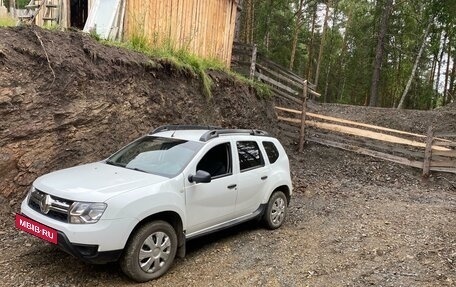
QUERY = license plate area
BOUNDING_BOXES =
[15,214,58,244]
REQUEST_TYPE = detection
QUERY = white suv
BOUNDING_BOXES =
[18,125,292,282]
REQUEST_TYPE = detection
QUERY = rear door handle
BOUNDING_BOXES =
[261,176,268,180]
[227,184,237,189]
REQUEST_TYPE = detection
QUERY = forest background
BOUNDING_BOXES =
[238,0,455,110]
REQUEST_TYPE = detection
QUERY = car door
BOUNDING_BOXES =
[234,140,270,216]
[184,141,238,235]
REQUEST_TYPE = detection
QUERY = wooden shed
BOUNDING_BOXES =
[29,0,238,66]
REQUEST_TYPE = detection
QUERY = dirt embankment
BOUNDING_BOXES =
[0,26,276,201]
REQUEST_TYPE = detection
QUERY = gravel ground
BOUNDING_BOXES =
[1,144,455,287]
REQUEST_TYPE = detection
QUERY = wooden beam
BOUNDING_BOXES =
[256,63,303,91]
[430,159,456,167]
[276,116,450,151]
[275,106,453,142]
[299,80,308,152]
[256,72,300,96]
[270,86,302,105]
[307,136,424,169]
[422,127,434,177]
[434,132,456,138]
[310,131,425,159]
[429,167,456,174]
[431,150,456,158]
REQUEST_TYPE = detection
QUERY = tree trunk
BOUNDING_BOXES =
[369,0,393,107]
[435,32,448,92]
[397,20,433,109]
[323,0,339,102]
[443,36,451,105]
[314,1,330,89]
[289,0,305,70]
[263,0,274,52]
[449,53,456,103]
[306,3,317,82]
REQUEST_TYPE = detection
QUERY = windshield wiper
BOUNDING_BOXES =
[105,161,126,168]
[128,167,149,173]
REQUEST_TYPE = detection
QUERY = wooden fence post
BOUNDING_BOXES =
[249,44,257,80]
[299,80,308,152]
[422,126,434,178]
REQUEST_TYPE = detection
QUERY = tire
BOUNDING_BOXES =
[120,220,178,282]
[262,191,288,230]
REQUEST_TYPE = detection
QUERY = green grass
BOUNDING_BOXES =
[97,33,271,99]
[0,16,17,27]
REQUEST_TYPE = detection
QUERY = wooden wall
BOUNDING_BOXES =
[124,0,238,66]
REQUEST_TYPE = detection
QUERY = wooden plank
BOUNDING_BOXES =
[434,141,456,147]
[256,73,300,96]
[434,132,456,138]
[307,120,450,151]
[430,159,456,167]
[308,89,321,97]
[256,63,303,91]
[275,106,450,141]
[431,150,456,158]
[310,131,425,159]
[277,116,450,151]
[422,127,434,177]
[307,136,424,169]
[270,86,302,105]
[429,167,456,174]
[258,57,309,84]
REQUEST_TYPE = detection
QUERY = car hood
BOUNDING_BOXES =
[33,162,168,202]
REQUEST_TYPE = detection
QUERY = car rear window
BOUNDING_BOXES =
[262,141,280,164]
[237,141,265,171]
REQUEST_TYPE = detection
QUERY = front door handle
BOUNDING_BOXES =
[261,176,268,180]
[227,184,237,189]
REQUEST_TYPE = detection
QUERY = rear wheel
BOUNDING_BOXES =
[263,191,288,229]
[120,220,177,282]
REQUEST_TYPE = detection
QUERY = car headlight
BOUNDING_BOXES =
[69,202,107,224]
[26,186,35,202]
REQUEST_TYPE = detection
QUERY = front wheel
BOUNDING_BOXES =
[120,220,177,282]
[262,191,288,229]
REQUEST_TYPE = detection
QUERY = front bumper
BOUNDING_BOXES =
[56,231,122,264]
[20,199,138,253]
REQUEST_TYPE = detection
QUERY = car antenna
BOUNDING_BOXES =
[171,125,180,138]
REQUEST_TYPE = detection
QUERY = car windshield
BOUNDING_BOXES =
[106,136,203,177]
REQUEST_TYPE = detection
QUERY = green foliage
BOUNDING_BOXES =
[240,0,455,109]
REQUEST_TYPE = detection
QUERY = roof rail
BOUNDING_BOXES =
[150,125,222,134]
[199,129,269,142]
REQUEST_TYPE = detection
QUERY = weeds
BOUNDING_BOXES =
[0,16,16,27]
[91,28,270,98]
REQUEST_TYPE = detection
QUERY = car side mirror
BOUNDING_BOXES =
[188,170,211,183]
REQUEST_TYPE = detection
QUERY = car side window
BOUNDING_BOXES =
[262,141,280,164]
[237,141,265,172]
[196,143,232,178]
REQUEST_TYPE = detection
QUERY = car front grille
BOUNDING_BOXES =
[28,189,73,223]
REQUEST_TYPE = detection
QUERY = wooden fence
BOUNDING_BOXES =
[231,42,320,104]
[276,106,456,176]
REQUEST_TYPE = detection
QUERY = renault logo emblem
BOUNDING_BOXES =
[39,194,52,214]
